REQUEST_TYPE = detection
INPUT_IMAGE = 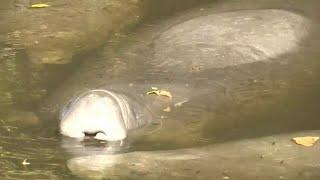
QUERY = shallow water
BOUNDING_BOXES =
[1,0,320,179]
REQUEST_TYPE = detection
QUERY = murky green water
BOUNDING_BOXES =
[1,0,320,179]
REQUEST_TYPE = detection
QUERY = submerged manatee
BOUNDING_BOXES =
[46,1,320,179]
[51,7,315,144]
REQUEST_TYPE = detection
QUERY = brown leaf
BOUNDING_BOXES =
[163,106,171,112]
[292,136,319,147]
[146,89,172,99]
[31,4,50,8]
[22,159,31,165]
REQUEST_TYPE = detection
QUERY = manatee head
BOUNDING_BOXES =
[59,89,142,142]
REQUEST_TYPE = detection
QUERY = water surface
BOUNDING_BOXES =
[1,0,320,179]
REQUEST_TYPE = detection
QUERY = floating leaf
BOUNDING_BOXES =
[292,136,319,147]
[31,3,50,8]
[22,159,31,165]
[163,106,171,112]
[146,89,172,99]
[174,100,188,107]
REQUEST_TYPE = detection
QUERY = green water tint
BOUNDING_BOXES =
[1,0,320,179]
[0,1,215,178]
[0,111,75,179]
[0,131,73,179]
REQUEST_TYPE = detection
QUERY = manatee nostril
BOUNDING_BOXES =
[84,131,105,137]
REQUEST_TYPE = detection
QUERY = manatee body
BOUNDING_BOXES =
[42,1,320,148]
[43,1,320,179]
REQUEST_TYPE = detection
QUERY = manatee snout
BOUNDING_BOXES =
[59,89,138,142]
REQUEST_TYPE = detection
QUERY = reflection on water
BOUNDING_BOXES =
[1,0,320,179]
[0,126,75,179]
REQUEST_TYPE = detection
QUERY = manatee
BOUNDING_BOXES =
[42,1,320,148]
[60,89,150,141]
[40,1,320,179]
[66,130,320,179]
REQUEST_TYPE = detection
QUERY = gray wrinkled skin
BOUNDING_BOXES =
[154,9,309,70]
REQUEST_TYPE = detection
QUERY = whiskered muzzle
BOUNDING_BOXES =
[59,89,131,142]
